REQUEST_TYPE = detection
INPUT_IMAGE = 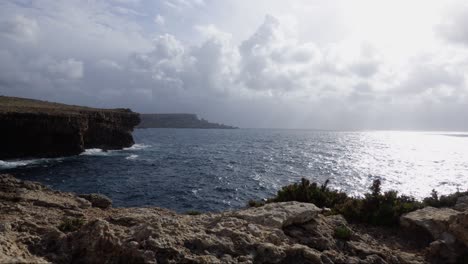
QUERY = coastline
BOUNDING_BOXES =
[1,174,467,263]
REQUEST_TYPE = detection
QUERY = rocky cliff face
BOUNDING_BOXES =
[0,174,436,264]
[0,96,140,160]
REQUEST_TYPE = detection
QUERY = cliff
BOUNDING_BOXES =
[3,174,467,264]
[137,113,237,129]
[0,96,140,160]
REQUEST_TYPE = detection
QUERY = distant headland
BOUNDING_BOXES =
[137,113,238,129]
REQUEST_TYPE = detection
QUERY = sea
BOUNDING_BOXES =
[1,129,467,213]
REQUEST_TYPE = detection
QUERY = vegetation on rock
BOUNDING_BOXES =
[423,189,468,208]
[251,178,467,227]
[333,225,352,241]
[58,217,86,233]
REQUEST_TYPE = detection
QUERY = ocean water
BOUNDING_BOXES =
[1,129,468,213]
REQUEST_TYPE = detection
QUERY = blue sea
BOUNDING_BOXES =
[1,129,468,213]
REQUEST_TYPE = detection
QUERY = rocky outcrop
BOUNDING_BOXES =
[78,194,112,209]
[401,207,468,263]
[454,195,468,211]
[137,113,237,129]
[0,96,140,160]
[0,174,431,264]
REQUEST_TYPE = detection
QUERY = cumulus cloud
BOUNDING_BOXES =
[1,0,468,130]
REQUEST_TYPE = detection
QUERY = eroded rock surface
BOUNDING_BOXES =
[401,207,468,263]
[0,174,441,264]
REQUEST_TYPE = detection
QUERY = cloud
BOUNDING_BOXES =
[165,0,205,10]
[1,0,468,130]
[154,15,165,26]
[436,5,468,46]
[0,15,39,43]
[47,59,84,80]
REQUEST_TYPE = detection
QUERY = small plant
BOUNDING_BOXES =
[58,217,85,233]
[186,210,202,215]
[247,199,265,208]
[334,225,352,240]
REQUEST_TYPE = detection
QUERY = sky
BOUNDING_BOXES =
[1,0,468,130]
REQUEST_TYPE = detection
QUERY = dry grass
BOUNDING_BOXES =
[0,96,130,115]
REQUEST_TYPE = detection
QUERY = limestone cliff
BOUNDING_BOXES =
[0,96,140,160]
[0,174,434,264]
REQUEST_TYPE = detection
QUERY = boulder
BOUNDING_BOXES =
[454,196,468,211]
[231,201,321,228]
[400,207,460,242]
[448,210,468,248]
[78,194,112,209]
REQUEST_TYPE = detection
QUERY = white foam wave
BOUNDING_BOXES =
[80,148,111,156]
[0,157,64,169]
[126,154,139,160]
[124,144,150,151]
[0,160,35,169]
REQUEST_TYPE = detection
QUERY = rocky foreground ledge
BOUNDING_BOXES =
[1,174,467,264]
[0,96,140,160]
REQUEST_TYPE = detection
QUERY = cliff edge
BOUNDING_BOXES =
[0,96,140,160]
[0,174,440,264]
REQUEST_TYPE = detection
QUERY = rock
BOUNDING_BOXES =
[0,175,434,264]
[400,207,461,242]
[454,196,468,211]
[448,210,468,248]
[401,207,468,263]
[78,194,112,209]
[426,240,460,264]
[231,201,321,228]
[0,96,140,160]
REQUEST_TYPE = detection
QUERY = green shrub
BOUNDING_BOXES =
[334,225,352,240]
[272,178,348,209]
[253,178,427,226]
[423,189,468,208]
[247,199,265,208]
[249,178,467,227]
[58,217,85,233]
[186,210,202,215]
[338,181,423,226]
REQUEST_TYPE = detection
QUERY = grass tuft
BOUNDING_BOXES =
[58,217,86,233]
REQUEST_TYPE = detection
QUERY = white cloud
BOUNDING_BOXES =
[165,0,205,10]
[154,15,165,26]
[436,4,468,46]
[1,0,468,130]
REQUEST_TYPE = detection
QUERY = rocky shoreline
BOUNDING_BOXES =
[0,96,140,160]
[1,174,466,263]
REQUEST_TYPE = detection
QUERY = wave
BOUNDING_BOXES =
[80,148,112,156]
[126,154,139,160]
[124,144,150,151]
[0,157,64,169]
[0,160,36,169]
